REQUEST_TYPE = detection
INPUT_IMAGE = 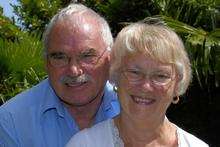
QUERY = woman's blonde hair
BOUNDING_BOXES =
[110,20,192,96]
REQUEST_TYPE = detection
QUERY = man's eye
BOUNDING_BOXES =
[79,52,98,63]
[53,55,67,60]
[81,53,96,58]
[49,53,67,60]
[80,48,98,59]
[56,55,66,59]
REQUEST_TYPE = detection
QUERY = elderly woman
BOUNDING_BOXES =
[66,20,209,147]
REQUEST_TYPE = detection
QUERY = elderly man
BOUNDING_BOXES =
[0,3,119,147]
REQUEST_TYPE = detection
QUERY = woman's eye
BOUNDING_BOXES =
[153,74,171,82]
[127,70,142,75]
[125,70,143,79]
[157,74,169,78]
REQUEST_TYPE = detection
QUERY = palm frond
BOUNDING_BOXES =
[146,15,220,89]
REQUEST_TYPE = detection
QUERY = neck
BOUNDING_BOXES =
[114,113,177,147]
[66,92,104,130]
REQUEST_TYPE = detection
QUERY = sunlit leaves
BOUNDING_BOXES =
[0,33,46,103]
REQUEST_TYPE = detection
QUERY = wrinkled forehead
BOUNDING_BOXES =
[121,53,176,76]
[123,52,172,66]
[47,14,107,55]
[49,12,103,41]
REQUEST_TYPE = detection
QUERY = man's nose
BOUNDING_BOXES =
[68,59,83,76]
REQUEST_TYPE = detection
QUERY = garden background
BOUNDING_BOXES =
[0,0,220,146]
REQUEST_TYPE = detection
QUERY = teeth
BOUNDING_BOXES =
[134,98,151,103]
[66,82,85,86]
[131,96,154,105]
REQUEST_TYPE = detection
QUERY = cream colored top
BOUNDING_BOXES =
[66,119,209,147]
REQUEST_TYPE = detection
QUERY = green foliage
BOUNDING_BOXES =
[149,0,220,90]
[11,0,72,33]
[152,0,218,30]
[0,33,46,103]
[160,16,220,89]
[0,6,20,40]
[93,0,157,36]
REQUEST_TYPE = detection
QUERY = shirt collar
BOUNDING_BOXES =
[102,81,119,110]
[95,81,120,122]
[40,78,65,118]
[40,79,120,119]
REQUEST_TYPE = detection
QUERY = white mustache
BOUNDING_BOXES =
[60,74,91,84]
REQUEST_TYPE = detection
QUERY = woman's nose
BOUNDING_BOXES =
[141,79,154,92]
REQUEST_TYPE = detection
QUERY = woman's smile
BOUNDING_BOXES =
[130,95,156,105]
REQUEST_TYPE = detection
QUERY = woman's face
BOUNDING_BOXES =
[117,53,178,121]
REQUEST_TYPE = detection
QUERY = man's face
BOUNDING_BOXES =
[46,16,110,107]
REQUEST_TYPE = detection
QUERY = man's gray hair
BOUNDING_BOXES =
[43,3,113,53]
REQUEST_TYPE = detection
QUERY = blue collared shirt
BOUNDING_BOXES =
[0,79,120,147]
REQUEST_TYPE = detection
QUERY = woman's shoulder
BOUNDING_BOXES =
[66,119,114,147]
[176,126,209,147]
[84,118,113,136]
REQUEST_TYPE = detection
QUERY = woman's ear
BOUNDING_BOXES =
[176,62,184,82]
[173,70,183,97]
[174,62,184,96]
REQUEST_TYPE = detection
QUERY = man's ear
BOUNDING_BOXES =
[107,52,110,61]
[105,48,111,62]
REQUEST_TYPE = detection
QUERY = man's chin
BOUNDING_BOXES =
[61,96,98,107]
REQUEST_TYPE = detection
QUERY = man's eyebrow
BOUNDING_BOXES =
[81,48,97,54]
[48,52,66,56]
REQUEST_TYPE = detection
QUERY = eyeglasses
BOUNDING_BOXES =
[47,48,107,68]
[122,68,174,87]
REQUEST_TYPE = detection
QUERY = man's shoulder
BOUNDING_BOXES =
[0,79,50,114]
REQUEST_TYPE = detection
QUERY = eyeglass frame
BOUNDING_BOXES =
[121,67,176,87]
[46,48,108,68]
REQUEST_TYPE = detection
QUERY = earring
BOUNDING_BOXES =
[113,86,118,92]
[172,96,179,104]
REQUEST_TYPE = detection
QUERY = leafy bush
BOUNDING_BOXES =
[0,6,20,40]
[152,16,220,90]
[11,0,72,33]
[0,32,46,103]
